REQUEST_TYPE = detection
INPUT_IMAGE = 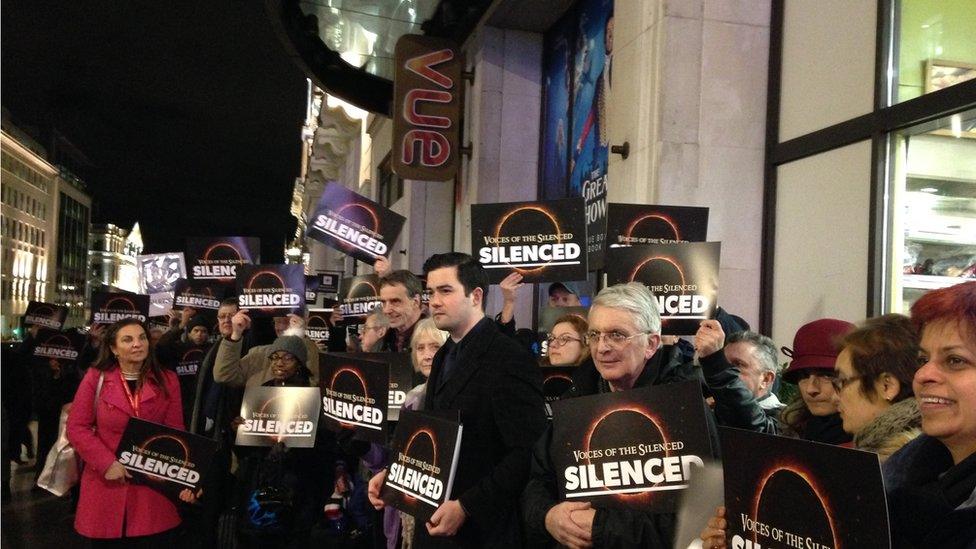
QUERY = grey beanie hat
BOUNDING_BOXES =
[265,335,307,366]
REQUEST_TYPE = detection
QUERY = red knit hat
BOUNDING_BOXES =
[781,318,855,383]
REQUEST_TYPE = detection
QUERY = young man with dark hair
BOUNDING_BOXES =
[368,252,547,546]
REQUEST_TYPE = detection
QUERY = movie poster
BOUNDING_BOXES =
[319,353,389,442]
[306,182,406,265]
[24,301,69,330]
[116,418,219,500]
[605,204,709,248]
[137,252,186,316]
[605,242,721,335]
[381,410,463,521]
[721,428,890,549]
[550,381,711,511]
[186,237,260,283]
[235,386,322,448]
[541,13,574,201]
[337,274,383,324]
[471,198,588,284]
[235,264,306,318]
[89,292,150,325]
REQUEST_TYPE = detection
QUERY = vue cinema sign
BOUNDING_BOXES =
[392,35,463,181]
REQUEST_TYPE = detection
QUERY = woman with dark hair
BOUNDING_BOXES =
[66,318,192,547]
[832,314,922,461]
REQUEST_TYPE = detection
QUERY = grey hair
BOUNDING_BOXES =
[365,309,390,328]
[726,330,779,375]
[591,282,662,335]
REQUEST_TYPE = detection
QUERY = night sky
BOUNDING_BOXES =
[1,1,309,262]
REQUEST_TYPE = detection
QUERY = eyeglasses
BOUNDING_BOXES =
[269,353,297,364]
[546,334,583,347]
[363,325,387,332]
[217,314,234,321]
[829,374,862,392]
[584,330,650,347]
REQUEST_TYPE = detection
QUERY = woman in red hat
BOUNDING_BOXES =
[778,318,855,445]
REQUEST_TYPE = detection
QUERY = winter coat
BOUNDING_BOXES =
[213,336,321,388]
[416,317,547,548]
[66,365,184,539]
[522,345,718,548]
[853,398,921,462]
[883,434,976,548]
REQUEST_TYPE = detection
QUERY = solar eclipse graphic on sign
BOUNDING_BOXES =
[605,242,720,335]
[382,410,463,521]
[32,329,84,363]
[550,381,711,512]
[337,274,383,323]
[236,386,322,448]
[472,198,588,284]
[235,264,305,318]
[320,354,389,442]
[186,237,260,282]
[25,301,69,330]
[307,182,406,265]
[721,428,890,549]
[605,204,709,248]
[116,418,219,499]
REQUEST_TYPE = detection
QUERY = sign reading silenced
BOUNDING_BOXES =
[235,386,322,448]
[89,292,150,325]
[306,182,406,265]
[116,418,219,500]
[320,354,389,442]
[550,381,711,512]
[235,264,306,318]
[471,198,588,284]
[186,236,260,283]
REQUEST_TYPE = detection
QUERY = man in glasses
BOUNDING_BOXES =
[367,252,546,546]
[522,282,705,548]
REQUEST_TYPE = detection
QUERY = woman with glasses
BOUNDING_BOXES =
[831,314,921,461]
[544,314,590,367]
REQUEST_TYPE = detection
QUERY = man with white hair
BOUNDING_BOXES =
[522,282,710,548]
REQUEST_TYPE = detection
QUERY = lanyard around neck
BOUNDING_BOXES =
[118,368,141,418]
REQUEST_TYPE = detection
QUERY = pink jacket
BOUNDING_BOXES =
[66,365,184,539]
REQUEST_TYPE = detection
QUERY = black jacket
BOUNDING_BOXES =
[884,434,976,548]
[522,345,719,548]
[699,350,782,434]
[418,317,547,548]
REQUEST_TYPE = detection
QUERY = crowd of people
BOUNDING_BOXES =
[2,251,974,548]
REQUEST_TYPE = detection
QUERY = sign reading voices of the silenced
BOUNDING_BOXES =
[550,380,712,512]
[235,386,322,448]
[116,418,218,500]
[306,182,406,265]
[721,428,890,549]
[471,198,588,284]
[319,354,390,443]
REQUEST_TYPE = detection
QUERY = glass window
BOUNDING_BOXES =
[884,107,976,313]
[890,0,976,105]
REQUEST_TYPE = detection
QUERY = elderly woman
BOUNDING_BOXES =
[544,314,590,367]
[67,319,191,546]
[832,314,921,461]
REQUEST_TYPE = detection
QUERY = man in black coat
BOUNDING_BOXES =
[522,282,718,548]
[369,252,547,547]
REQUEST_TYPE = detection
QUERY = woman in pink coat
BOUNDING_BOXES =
[67,318,190,547]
